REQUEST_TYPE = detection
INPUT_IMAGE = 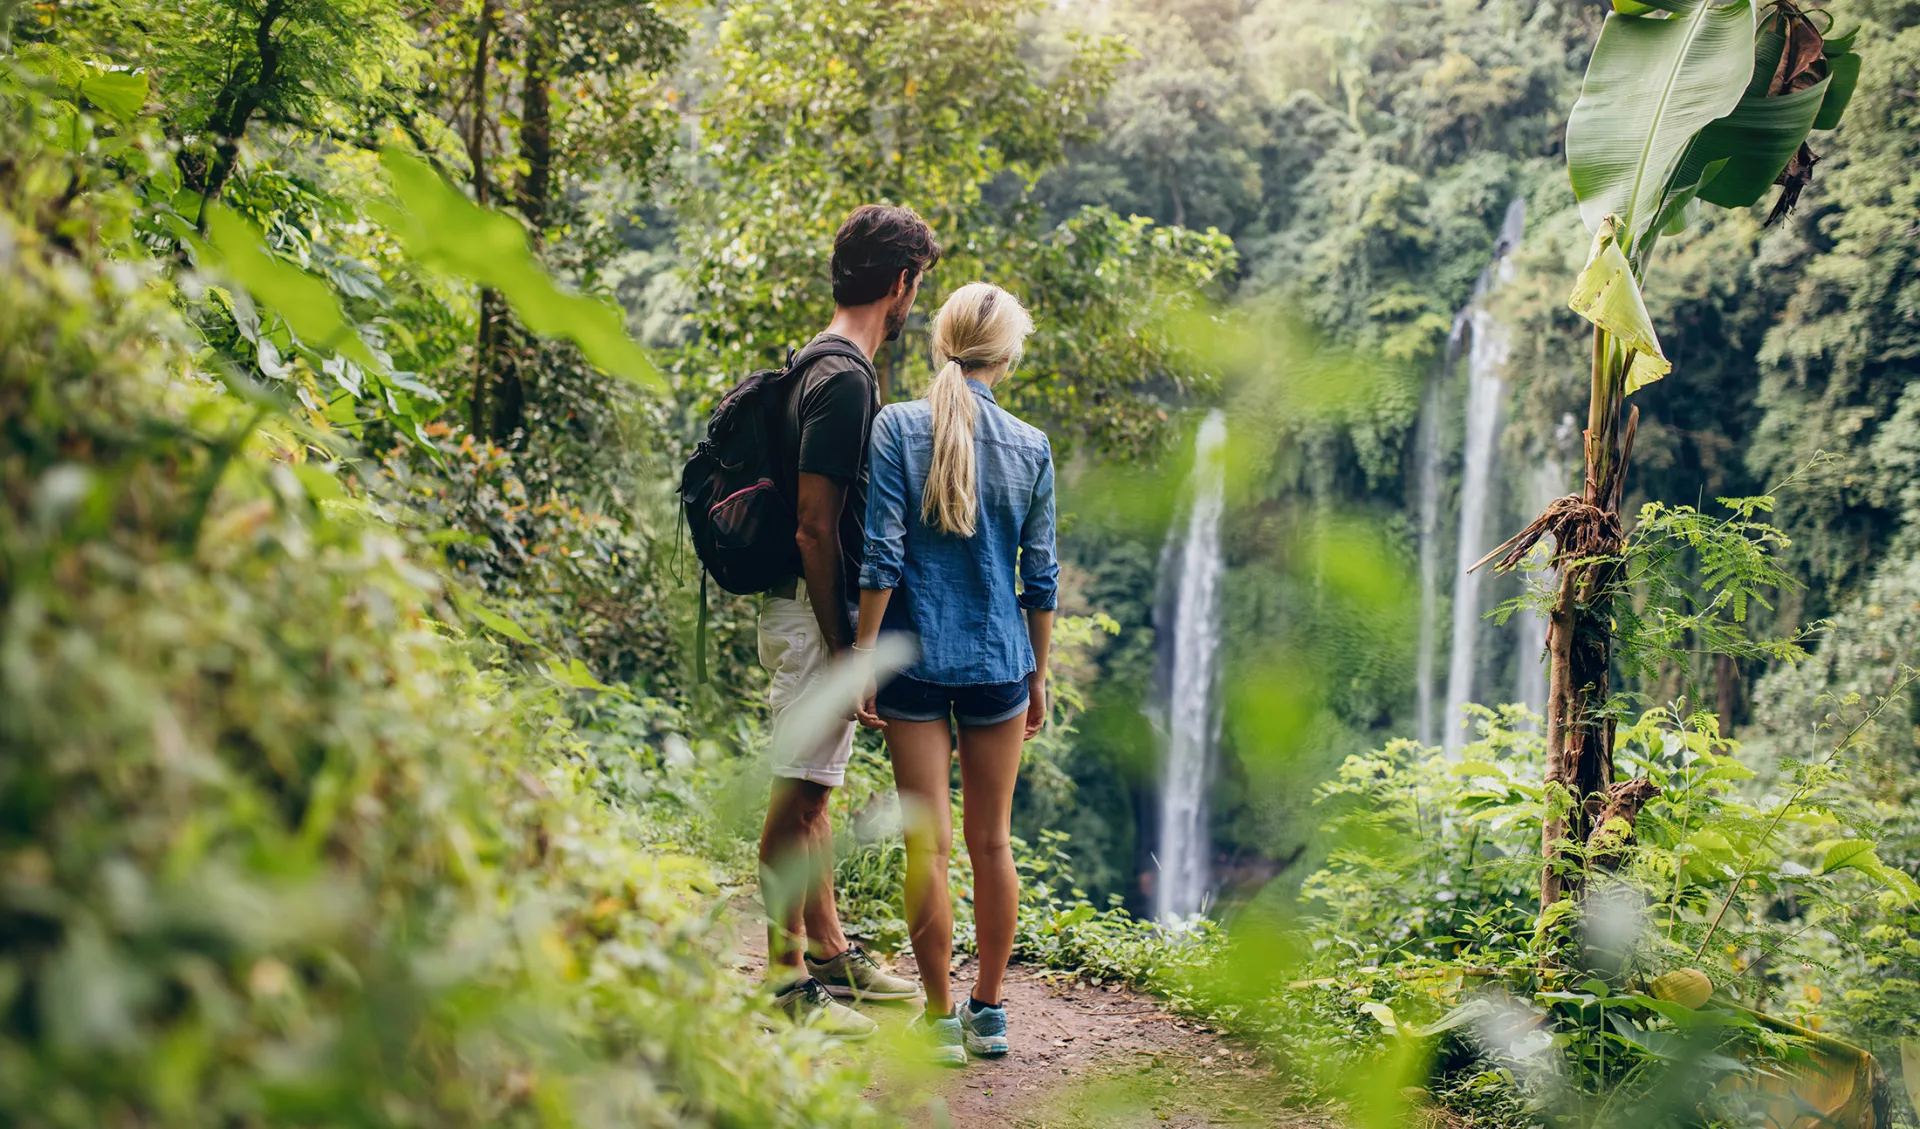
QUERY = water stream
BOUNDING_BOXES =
[1514,445,1567,727]
[1153,410,1228,922]
[1413,198,1527,754]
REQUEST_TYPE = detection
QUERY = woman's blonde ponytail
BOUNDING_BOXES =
[921,282,1034,537]
[923,358,979,536]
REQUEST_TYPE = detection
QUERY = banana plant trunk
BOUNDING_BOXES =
[1539,327,1638,910]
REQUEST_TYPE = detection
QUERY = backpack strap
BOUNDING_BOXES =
[787,337,877,381]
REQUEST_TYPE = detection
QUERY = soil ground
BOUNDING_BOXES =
[730,904,1341,1128]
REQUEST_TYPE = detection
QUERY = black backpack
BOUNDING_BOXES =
[679,339,874,672]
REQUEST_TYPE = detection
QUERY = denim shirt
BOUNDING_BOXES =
[860,379,1059,686]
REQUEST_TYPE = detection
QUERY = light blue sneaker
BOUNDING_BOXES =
[956,998,1009,1057]
[910,1009,967,1067]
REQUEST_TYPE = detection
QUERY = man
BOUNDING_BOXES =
[760,205,940,1036]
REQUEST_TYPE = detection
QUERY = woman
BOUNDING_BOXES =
[853,282,1056,1065]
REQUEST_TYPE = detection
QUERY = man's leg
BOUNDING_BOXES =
[758,588,860,985]
[760,775,849,979]
[760,775,829,979]
[799,785,850,961]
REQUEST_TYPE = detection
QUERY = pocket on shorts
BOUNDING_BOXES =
[757,599,803,671]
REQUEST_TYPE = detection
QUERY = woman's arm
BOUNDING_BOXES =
[853,587,894,729]
[1018,443,1059,741]
[1024,609,1054,741]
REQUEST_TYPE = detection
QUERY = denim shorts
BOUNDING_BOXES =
[875,675,1031,727]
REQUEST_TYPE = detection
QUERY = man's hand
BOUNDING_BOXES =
[1023,673,1047,741]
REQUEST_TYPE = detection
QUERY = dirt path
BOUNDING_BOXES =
[729,905,1339,1127]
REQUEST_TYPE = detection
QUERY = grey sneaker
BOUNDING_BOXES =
[909,1008,968,1067]
[956,998,1008,1057]
[772,978,878,1040]
[806,945,920,1002]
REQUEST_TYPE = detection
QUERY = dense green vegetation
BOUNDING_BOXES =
[4,0,1920,1126]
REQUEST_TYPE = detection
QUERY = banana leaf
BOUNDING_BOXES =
[1695,75,1831,207]
[1568,216,1672,394]
[1815,51,1860,130]
[1566,0,1757,244]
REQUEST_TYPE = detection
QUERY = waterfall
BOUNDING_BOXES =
[1442,308,1513,753]
[1414,317,1469,747]
[1413,198,1526,753]
[1513,448,1565,727]
[1413,346,1450,746]
[1153,410,1228,922]
[1513,413,1578,728]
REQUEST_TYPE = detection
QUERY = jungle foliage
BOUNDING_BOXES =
[4,0,1920,1126]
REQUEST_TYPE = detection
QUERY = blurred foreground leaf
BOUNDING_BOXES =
[376,150,658,388]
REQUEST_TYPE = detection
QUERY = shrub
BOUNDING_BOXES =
[0,105,877,1129]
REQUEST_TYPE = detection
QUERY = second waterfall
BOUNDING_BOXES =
[1152,410,1228,923]
[1413,198,1555,753]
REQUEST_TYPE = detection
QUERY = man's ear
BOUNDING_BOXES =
[892,269,914,300]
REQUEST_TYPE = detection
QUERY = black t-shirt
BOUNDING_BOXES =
[777,333,878,604]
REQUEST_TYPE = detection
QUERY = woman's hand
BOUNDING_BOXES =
[1023,673,1047,741]
[855,670,886,730]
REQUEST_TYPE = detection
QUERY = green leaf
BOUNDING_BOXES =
[1819,838,1878,875]
[1901,1038,1920,1116]
[1057,905,1096,929]
[1681,829,1734,856]
[77,69,147,121]
[375,150,659,388]
[548,658,613,693]
[1568,216,1672,393]
[1614,0,1705,12]
[199,207,376,368]
[1565,0,1757,243]
[1653,156,1729,236]
[1813,52,1860,131]
[1691,76,1830,208]
[465,602,536,645]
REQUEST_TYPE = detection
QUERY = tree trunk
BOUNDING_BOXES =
[466,0,496,440]
[486,27,553,445]
[196,0,288,230]
[1715,653,1739,736]
[513,33,552,230]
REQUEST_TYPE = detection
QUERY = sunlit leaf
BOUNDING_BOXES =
[1819,838,1877,874]
[463,601,535,645]
[375,150,659,388]
[77,69,147,121]
[199,207,375,368]
[1567,216,1671,393]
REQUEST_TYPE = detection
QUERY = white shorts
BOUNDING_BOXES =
[758,591,857,788]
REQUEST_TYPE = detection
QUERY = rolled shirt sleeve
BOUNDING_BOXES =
[1016,442,1058,611]
[859,408,909,592]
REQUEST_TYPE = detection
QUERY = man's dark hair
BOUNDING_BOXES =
[830,205,941,307]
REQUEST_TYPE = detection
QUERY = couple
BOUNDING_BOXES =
[756,205,1056,1067]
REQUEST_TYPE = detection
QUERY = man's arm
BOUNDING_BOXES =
[795,470,852,650]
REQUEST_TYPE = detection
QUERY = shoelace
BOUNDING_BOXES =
[801,980,836,1008]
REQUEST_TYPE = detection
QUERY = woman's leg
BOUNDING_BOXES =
[887,719,956,1014]
[956,713,1025,1006]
